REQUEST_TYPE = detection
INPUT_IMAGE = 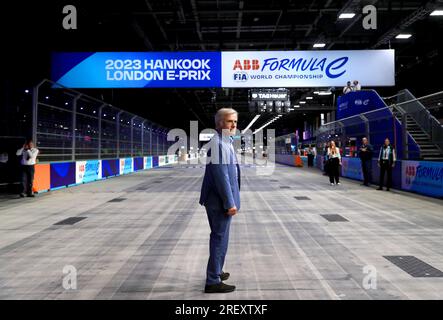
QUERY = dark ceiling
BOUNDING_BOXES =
[3,0,443,134]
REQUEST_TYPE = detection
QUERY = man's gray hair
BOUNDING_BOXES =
[215,108,238,128]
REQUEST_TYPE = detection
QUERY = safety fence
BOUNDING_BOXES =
[32,154,181,194]
[32,79,174,162]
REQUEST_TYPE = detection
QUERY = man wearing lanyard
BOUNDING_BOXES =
[199,108,240,293]
[377,138,396,191]
[16,139,39,197]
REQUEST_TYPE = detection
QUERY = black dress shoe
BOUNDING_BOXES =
[386,188,390,191]
[19,193,25,198]
[377,187,383,190]
[220,272,230,281]
[27,194,35,197]
[204,282,236,293]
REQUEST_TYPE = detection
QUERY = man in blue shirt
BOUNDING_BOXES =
[199,108,240,293]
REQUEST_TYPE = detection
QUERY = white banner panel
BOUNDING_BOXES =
[221,50,394,87]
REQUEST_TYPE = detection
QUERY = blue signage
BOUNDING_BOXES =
[51,52,222,88]
[336,90,387,120]
[134,157,144,171]
[402,160,443,198]
[50,162,76,189]
[102,159,119,178]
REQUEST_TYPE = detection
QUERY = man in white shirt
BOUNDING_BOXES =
[352,80,361,91]
[16,140,39,197]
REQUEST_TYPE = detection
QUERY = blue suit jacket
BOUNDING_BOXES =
[199,133,241,211]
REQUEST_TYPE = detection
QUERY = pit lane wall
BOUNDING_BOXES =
[281,155,443,198]
[32,155,179,194]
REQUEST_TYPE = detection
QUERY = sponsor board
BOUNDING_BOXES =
[76,160,102,184]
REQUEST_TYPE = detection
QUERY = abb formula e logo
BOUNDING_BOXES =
[233,59,259,82]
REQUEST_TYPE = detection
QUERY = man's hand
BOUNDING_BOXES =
[226,206,237,216]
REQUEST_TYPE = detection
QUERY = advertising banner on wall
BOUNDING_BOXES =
[76,160,102,184]
[167,155,177,164]
[152,156,159,167]
[102,159,119,177]
[33,164,51,193]
[50,162,76,189]
[52,50,394,88]
[341,157,363,181]
[144,156,153,169]
[51,52,221,88]
[119,158,134,175]
[159,156,166,166]
[133,157,144,171]
[402,160,443,197]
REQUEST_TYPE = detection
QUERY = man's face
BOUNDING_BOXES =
[362,138,367,145]
[28,142,34,149]
[220,113,238,136]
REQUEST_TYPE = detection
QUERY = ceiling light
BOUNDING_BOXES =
[299,101,306,104]
[313,91,319,94]
[395,34,412,39]
[430,10,443,16]
[318,91,332,95]
[339,13,355,19]
[306,96,313,99]
[294,105,300,108]
[313,43,326,48]
[243,114,261,132]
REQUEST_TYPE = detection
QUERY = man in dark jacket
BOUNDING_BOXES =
[358,137,373,186]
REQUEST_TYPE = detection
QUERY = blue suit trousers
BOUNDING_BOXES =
[205,204,232,285]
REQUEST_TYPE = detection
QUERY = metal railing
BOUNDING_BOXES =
[32,79,173,162]
[391,89,443,153]
[315,106,408,158]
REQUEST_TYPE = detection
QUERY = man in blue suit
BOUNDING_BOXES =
[199,108,240,293]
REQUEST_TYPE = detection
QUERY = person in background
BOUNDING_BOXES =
[327,141,342,185]
[377,138,396,191]
[343,81,352,94]
[16,139,39,197]
[323,142,330,175]
[352,80,361,91]
[358,137,373,186]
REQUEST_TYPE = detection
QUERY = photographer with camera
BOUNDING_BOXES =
[16,139,39,197]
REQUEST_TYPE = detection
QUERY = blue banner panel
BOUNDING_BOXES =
[134,157,144,171]
[102,159,119,178]
[152,156,159,168]
[402,160,443,198]
[337,90,387,120]
[76,160,102,184]
[50,162,76,189]
[341,157,363,180]
[51,52,222,88]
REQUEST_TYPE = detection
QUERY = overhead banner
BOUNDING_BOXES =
[51,50,394,88]
[51,52,221,88]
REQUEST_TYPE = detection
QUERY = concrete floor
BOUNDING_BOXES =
[1,161,443,300]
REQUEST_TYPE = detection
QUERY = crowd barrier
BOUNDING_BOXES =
[33,155,178,193]
[278,155,443,198]
[275,154,317,167]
